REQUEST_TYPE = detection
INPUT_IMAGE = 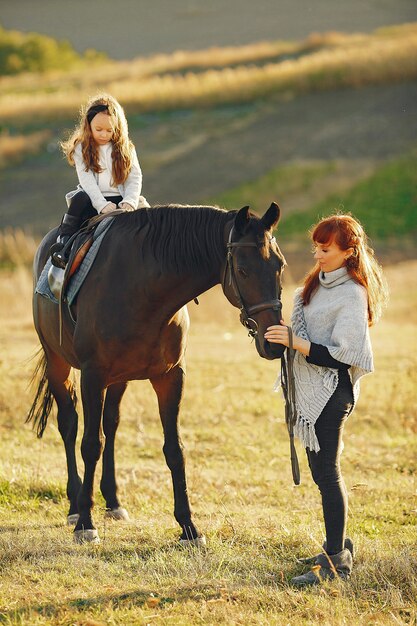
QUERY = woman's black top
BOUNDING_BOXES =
[307,343,350,370]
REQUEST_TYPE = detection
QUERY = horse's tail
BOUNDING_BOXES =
[26,348,54,439]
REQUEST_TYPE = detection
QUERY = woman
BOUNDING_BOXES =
[265,214,388,587]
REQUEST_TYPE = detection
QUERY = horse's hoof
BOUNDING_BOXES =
[104,507,130,521]
[67,513,80,526]
[179,535,207,548]
[73,529,100,544]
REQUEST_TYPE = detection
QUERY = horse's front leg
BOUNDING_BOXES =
[100,382,129,521]
[151,364,205,545]
[74,366,105,543]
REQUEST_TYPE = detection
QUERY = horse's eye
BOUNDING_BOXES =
[237,267,248,278]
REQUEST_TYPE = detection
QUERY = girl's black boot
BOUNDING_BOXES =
[50,213,81,268]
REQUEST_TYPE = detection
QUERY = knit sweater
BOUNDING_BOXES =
[70,142,143,212]
[281,266,374,452]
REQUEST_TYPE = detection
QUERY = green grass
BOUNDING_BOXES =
[0,24,106,75]
[211,161,337,212]
[0,262,416,625]
[279,151,417,240]
[211,150,417,242]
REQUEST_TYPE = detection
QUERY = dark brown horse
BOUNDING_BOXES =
[28,202,286,544]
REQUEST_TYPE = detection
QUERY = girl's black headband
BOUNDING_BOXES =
[86,104,109,124]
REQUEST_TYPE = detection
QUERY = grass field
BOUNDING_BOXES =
[0,256,416,625]
[0,19,416,625]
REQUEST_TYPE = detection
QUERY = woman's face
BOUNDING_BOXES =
[90,111,114,145]
[313,239,351,273]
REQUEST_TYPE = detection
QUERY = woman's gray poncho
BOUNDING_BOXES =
[276,266,374,452]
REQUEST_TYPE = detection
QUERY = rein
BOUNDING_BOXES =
[280,327,301,485]
[223,226,282,339]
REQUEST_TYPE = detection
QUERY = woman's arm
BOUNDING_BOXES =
[264,324,350,368]
[307,343,350,369]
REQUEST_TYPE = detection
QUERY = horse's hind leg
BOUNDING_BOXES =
[100,382,129,521]
[151,364,205,545]
[46,352,82,524]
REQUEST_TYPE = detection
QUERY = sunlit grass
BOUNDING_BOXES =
[1,23,416,126]
[0,257,416,624]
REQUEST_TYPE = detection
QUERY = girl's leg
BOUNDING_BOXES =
[51,192,122,267]
[51,191,97,267]
[306,373,353,554]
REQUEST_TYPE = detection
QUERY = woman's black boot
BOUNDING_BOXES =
[291,547,353,587]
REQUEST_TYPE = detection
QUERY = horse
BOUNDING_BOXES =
[28,202,286,544]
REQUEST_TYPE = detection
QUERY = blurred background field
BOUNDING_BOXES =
[0,2,416,624]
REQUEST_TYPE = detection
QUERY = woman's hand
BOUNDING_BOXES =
[264,320,311,356]
[264,320,290,346]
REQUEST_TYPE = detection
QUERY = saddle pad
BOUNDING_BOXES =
[35,217,116,305]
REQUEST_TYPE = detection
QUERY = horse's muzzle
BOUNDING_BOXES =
[256,335,286,360]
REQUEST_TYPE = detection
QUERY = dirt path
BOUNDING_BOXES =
[1,82,417,232]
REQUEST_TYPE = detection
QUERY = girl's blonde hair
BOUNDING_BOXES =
[302,213,388,325]
[61,93,134,185]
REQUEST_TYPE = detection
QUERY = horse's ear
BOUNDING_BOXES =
[262,202,281,230]
[234,205,251,234]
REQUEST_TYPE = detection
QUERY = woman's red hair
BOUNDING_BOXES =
[302,214,388,325]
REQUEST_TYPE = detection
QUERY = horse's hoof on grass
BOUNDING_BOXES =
[104,507,129,521]
[67,513,80,526]
[73,529,100,544]
[179,535,207,548]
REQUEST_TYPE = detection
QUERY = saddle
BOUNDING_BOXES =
[46,212,119,304]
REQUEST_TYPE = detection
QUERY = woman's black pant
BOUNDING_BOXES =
[306,370,354,555]
[60,190,122,235]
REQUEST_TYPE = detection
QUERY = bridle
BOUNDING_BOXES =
[222,225,282,339]
[223,224,300,486]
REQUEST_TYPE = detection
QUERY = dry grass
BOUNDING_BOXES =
[0,130,51,167]
[0,228,38,269]
[1,23,417,124]
[0,255,416,624]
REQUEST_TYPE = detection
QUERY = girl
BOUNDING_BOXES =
[264,214,388,587]
[51,93,146,268]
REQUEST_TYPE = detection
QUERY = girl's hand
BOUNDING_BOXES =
[264,320,290,346]
[119,202,134,211]
[101,202,117,214]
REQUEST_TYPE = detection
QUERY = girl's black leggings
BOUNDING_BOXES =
[61,190,122,234]
[306,370,354,555]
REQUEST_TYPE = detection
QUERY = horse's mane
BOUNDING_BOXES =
[118,204,236,274]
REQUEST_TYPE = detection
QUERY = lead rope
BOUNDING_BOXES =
[281,326,301,485]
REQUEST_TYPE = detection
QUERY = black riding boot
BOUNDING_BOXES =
[50,213,81,269]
